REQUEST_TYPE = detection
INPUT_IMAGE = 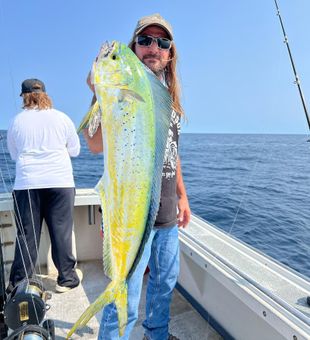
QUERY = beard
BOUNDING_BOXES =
[142,54,167,76]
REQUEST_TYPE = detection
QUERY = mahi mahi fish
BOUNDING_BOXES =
[67,41,172,338]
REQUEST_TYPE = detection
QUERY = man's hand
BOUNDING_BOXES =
[87,70,95,93]
[177,196,191,228]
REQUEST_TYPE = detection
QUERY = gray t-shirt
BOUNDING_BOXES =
[155,110,181,227]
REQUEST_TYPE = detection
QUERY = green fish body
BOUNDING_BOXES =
[68,41,172,338]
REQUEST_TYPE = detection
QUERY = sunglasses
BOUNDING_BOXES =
[135,35,172,50]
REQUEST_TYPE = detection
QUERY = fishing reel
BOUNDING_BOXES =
[3,278,55,339]
[4,321,54,340]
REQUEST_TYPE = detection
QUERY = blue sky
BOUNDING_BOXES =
[1,0,310,133]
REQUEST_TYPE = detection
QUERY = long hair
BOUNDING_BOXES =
[22,93,53,110]
[129,41,184,116]
[165,43,184,116]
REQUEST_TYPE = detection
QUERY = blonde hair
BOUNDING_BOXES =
[129,40,184,117]
[22,92,53,110]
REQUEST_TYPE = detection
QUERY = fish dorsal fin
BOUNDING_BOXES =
[128,67,172,277]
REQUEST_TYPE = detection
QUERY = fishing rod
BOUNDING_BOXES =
[273,0,310,130]
[274,0,310,308]
[0,135,8,339]
[0,137,56,340]
[0,229,8,339]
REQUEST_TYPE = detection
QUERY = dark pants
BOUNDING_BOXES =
[9,188,79,288]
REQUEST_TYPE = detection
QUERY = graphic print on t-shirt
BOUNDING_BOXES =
[162,111,180,180]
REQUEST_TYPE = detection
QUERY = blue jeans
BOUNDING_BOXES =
[98,225,179,340]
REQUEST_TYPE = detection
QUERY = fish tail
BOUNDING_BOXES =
[66,280,128,339]
[114,280,128,336]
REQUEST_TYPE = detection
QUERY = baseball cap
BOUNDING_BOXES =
[129,13,173,48]
[20,79,46,96]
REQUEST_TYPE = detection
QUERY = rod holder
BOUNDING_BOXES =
[88,205,96,225]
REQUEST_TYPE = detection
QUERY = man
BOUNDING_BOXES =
[85,14,190,340]
[7,79,81,293]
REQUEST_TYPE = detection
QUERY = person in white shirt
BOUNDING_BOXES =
[7,78,81,293]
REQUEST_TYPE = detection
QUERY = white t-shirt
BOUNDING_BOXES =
[7,108,80,190]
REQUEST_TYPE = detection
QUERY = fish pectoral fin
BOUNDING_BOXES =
[66,280,127,339]
[120,89,145,103]
[77,100,101,134]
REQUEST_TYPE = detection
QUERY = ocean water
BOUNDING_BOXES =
[1,131,310,278]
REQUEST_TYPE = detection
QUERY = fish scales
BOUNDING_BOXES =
[67,41,171,338]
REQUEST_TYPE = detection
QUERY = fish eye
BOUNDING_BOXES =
[112,54,117,60]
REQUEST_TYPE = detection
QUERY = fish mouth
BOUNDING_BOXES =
[98,41,116,59]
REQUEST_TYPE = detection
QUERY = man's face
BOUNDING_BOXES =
[134,25,171,76]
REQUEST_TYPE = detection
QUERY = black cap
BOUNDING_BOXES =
[20,79,46,96]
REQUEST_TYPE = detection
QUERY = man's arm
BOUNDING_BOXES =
[176,157,191,228]
[83,126,103,153]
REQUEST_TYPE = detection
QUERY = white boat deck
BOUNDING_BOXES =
[2,189,310,339]
[178,216,310,339]
[41,260,222,340]
[181,216,310,320]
